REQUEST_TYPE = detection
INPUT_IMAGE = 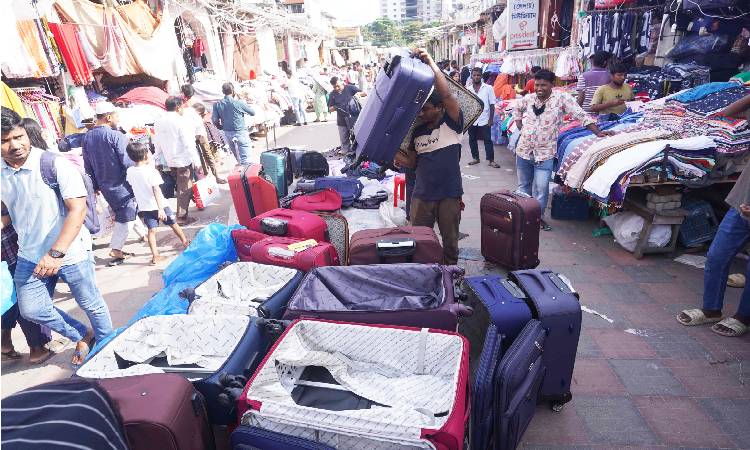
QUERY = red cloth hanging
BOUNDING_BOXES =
[192,37,205,58]
[47,22,93,86]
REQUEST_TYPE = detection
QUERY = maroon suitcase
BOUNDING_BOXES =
[249,236,340,271]
[480,190,541,270]
[348,226,443,265]
[228,164,279,228]
[97,373,214,450]
[247,208,328,243]
[283,264,471,330]
[232,228,270,261]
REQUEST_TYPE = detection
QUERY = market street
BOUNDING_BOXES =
[3,121,749,448]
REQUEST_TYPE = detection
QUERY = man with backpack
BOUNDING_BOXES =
[82,102,146,266]
[1,107,113,366]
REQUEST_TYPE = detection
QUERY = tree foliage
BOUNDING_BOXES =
[362,18,433,47]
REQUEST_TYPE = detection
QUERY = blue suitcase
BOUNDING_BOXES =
[351,52,434,167]
[461,276,533,373]
[261,148,293,197]
[313,177,363,207]
[470,323,504,450]
[231,426,337,449]
[510,269,581,410]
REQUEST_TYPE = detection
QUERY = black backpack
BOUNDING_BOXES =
[300,152,329,178]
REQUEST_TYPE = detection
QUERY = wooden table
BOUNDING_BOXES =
[624,198,688,259]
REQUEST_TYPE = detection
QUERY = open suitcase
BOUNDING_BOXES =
[349,226,443,265]
[98,373,215,450]
[229,164,279,227]
[261,148,293,197]
[510,269,581,410]
[1,378,130,450]
[351,52,435,167]
[76,315,285,425]
[480,191,541,270]
[283,264,471,331]
[231,426,337,450]
[238,319,469,450]
[249,236,340,271]
[248,208,329,243]
[187,262,303,318]
[471,321,547,450]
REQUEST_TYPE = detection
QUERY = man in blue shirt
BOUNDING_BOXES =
[82,102,146,266]
[328,77,366,156]
[409,48,464,265]
[212,83,255,165]
[1,107,113,365]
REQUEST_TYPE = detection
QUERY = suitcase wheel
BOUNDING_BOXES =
[551,402,565,412]
[550,392,572,412]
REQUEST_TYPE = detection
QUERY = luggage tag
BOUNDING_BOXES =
[287,239,318,253]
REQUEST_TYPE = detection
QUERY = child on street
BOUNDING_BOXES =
[125,142,190,265]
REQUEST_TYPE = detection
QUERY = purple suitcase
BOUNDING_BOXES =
[350,52,435,168]
[283,263,472,331]
[510,269,581,411]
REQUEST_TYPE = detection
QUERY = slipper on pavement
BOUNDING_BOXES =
[107,258,125,267]
[711,317,748,337]
[2,350,23,361]
[29,351,56,365]
[677,308,722,326]
[728,274,745,288]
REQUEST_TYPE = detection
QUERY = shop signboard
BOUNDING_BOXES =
[507,0,539,51]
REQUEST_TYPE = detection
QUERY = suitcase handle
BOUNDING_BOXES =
[449,303,473,317]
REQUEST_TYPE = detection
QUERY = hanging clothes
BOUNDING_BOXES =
[0,7,37,78]
[16,20,58,77]
[48,23,93,86]
[1,83,26,117]
[192,37,205,58]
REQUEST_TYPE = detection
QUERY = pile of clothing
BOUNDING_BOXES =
[627,63,711,100]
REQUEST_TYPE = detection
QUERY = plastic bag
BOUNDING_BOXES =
[379,202,408,228]
[192,176,222,209]
[603,212,671,253]
[341,208,387,235]
[667,34,730,60]
[1,261,16,316]
[86,223,242,361]
[92,194,115,240]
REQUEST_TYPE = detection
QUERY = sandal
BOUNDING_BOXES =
[467,160,480,165]
[107,258,125,267]
[711,318,748,337]
[2,349,23,361]
[676,308,723,326]
[488,161,501,168]
[29,350,55,365]
[727,274,745,288]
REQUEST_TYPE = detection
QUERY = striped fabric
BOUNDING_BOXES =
[1,379,129,450]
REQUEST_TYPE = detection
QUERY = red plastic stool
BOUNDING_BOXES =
[394,174,406,207]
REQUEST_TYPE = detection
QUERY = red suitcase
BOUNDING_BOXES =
[248,208,328,243]
[249,236,339,271]
[229,164,279,228]
[238,319,469,450]
[97,373,214,450]
[232,228,270,261]
[348,226,443,265]
[480,190,541,270]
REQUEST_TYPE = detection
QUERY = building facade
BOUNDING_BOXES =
[380,0,451,23]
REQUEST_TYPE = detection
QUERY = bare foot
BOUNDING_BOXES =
[29,347,54,364]
[182,240,191,249]
[150,255,166,266]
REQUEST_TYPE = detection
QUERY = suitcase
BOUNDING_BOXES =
[261,148,293,197]
[313,212,349,265]
[460,275,533,374]
[300,151,329,178]
[231,426,337,450]
[229,164,280,227]
[480,191,541,270]
[313,177,363,207]
[188,262,304,319]
[1,378,129,450]
[239,319,469,450]
[550,191,590,221]
[493,320,547,450]
[97,374,214,450]
[290,188,342,212]
[290,149,307,178]
[283,264,471,331]
[348,226,443,265]
[249,237,340,271]
[352,52,435,167]
[248,208,329,243]
[232,229,271,261]
[295,178,318,193]
[510,269,581,410]
[77,315,278,425]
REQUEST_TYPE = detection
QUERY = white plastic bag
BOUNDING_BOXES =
[92,194,115,240]
[193,176,221,209]
[603,212,671,253]
[379,202,408,228]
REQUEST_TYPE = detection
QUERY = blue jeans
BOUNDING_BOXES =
[223,130,252,165]
[516,155,554,217]
[291,97,307,125]
[1,262,51,348]
[468,125,495,161]
[14,253,112,343]
[702,208,750,317]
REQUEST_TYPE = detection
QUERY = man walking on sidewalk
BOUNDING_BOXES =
[212,83,255,165]
[153,96,200,225]
[467,67,499,168]
[2,107,113,365]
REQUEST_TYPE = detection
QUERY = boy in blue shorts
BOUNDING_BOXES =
[125,142,190,265]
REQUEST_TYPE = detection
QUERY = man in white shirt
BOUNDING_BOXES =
[1,107,113,365]
[467,67,499,168]
[153,96,201,225]
[286,70,308,126]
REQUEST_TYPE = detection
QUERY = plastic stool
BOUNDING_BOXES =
[394,174,406,207]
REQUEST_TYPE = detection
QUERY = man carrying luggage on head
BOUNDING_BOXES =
[408,48,464,265]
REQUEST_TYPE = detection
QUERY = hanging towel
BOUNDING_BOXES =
[48,23,93,86]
